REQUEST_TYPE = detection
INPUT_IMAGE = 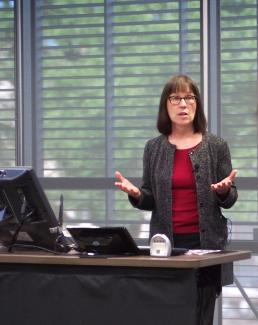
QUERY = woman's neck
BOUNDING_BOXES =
[168,128,202,149]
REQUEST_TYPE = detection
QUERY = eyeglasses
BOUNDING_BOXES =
[168,95,196,105]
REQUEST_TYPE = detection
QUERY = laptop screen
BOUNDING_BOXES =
[66,226,140,256]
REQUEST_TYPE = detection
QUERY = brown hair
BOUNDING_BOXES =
[157,75,207,135]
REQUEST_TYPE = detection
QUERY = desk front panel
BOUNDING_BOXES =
[0,263,197,325]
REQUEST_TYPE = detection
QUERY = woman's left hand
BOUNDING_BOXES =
[211,169,237,196]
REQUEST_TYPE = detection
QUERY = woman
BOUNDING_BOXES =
[114,74,238,325]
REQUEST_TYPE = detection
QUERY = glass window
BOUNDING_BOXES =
[220,0,258,322]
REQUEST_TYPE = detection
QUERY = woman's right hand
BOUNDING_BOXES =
[114,171,141,198]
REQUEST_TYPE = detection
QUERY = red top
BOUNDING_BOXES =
[172,147,199,233]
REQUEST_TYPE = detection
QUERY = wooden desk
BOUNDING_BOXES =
[0,250,251,325]
[0,249,250,268]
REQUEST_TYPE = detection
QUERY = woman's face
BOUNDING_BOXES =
[166,88,197,129]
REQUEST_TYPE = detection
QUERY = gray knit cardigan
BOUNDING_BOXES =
[129,132,238,250]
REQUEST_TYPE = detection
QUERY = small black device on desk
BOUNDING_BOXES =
[66,226,141,257]
[139,246,188,256]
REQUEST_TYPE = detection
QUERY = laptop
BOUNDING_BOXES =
[66,226,141,257]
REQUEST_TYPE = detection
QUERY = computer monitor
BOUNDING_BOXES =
[0,167,69,252]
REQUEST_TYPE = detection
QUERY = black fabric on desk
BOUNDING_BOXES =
[0,263,197,325]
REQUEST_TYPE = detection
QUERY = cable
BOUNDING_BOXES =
[8,200,30,253]
[7,243,64,255]
[226,216,233,245]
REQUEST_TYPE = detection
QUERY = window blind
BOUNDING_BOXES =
[34,0,201,232]
[220,0,258,237]
[0,0,15,167]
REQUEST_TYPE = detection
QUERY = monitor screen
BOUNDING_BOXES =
[0,167,69,252]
